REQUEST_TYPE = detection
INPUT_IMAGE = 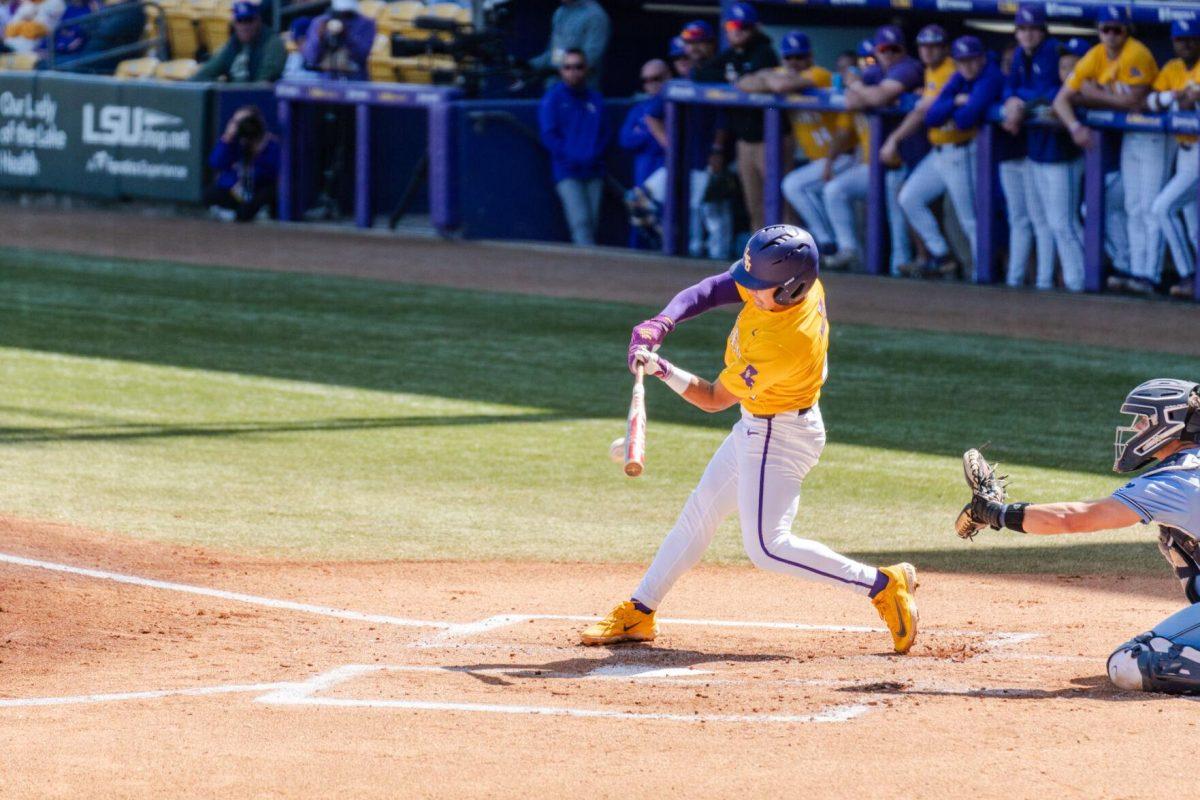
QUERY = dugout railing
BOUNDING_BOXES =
[660,80,1200,302]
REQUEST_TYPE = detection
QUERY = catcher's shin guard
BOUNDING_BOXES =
[1157,526,1200,604]
[1108,633,1200,695]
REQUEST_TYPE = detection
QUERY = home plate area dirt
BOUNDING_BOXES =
[2,517,1199,799]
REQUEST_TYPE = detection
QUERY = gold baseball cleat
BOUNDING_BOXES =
[871,562,919,654]
[580,600,658,645]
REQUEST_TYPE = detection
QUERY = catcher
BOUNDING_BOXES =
[957,378,1200,694]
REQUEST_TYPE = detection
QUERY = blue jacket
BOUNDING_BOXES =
[209,136,281,194]
[926,59,1005,133]
[618,96,665,186]
[539,82,609,182]
[1004,37,1081,164]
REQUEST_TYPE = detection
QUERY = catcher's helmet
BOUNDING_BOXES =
[1114,378,1200,473]
[728,224,819,306]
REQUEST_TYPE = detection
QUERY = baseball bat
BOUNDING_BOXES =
[624,364,646,477]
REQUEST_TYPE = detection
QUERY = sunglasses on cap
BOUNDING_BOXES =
[1098,25,1127,35]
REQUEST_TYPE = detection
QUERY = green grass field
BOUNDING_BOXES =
[2,247,1197,573]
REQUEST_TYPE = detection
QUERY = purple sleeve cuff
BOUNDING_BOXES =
[660,272,741,324]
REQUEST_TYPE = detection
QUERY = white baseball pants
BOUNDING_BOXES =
[1101,169,1132,274]
[823,162,868,259]
[1027,158,1086,292]
[898,142,977,265]
[632,406,880,610]
[884,166,913,273]
[781,154,856,250]
[1150,144,1199,280]
[1000,158,1053,288]
[1121,132,1170,281]
[643,166,733,260]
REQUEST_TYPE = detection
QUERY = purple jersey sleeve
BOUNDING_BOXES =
[661,272,741,324]
[886,58,924,92]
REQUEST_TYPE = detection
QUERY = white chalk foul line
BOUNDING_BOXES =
[0,682,291,708]
[253,664,871,724]
[0,552,451,630]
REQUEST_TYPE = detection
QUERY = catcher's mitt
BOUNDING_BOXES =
[955,448,1008,540]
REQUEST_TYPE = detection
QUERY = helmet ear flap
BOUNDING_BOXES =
[773,277,807,305]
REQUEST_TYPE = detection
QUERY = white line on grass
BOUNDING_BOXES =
[0,552,451,630]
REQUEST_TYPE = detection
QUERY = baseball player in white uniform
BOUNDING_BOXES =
[1053,6,1164,292]
[581,225,919,654]
[959,379,1200,695]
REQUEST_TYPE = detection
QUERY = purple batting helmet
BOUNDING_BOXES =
[729,225,820,306]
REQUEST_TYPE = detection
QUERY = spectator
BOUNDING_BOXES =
[204,105,280,223]
[193,1,285,83]
[52,0,96,60]
[1147,20,1200,299]
[668,35,689,77]
[620,58,669,248]
[1053,6,1161,293]
[843,25,924,275]
[303,0,374,81]
[740,31,852,257]
[539,48,609,246]
[281,16,315,81]
[4,0,64,52]
[896,36,1003,278]
[640,21,734,260]
[1001,4,1084,291]
[63,0,144,74]
[720,1,779,234]
[819,39,880,270]
[529,0,609,89]
[834,50,856,79]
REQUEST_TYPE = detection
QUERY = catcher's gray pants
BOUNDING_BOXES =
[632,406,879,610]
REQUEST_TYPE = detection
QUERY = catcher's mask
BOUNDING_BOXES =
[1114,378,1200,473]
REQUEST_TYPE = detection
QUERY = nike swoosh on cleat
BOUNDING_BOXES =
[623,622,641,632]
[893,598,906,639]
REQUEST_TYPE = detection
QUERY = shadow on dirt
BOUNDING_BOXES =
[835,673,1160,702]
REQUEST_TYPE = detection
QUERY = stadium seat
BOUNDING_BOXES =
[198,8,232,54]
[377,0,424,37]
[163,5,200,59]
[0,52,39,70]
[155,57,198,79]
[115,56,161,78]
[367,32,399,81]
[357,0,385,19]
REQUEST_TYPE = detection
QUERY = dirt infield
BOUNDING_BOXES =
[9,206,1200,357]
[1,516,1196,799]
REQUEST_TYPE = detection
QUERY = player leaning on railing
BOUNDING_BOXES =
[957,380,1200,694]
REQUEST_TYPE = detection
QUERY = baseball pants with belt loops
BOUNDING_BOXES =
[633,406,880,609]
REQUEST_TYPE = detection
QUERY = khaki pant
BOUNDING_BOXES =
[736,138,796,233]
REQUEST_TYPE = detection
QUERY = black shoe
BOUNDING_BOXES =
[823,249,859,271]
[1169,279,1194,299]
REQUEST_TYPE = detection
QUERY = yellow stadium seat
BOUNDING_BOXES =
[367,33,399,81]
[198,13,230,53]
[377,0,423,36]
[164,6,199,59]
[115,56,161,78]
[357,0,384,19]
[155,57,198,79]
[0,52,39,70]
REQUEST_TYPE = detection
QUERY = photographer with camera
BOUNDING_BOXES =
[303,0,374,81]
[204,105,280,223]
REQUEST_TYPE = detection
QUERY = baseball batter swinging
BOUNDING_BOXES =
[958,379,1200,694]
[581,224,919,653]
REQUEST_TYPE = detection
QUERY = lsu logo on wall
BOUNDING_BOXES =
[82,104,191,153]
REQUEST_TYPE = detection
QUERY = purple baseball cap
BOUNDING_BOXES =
[724,2,758,29]
[1059,37,1092,57]
[916,24,946,45]
[1095,5,1130,26]
[857,38,875,58]
[668,35,687,58]
[1172,19,1199,38]
[781,31,811,58]
[1015,4,1047,27]
[680,20,714,42]
[232,0,260,20]
[874,25,904,49]
[951,35,985,60]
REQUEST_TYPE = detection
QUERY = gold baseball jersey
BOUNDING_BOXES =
[786,66,853,161]
[1066,38,1158,92]
[925,58,972,146]
[1155,58,1199,145]
[718,280,829,415]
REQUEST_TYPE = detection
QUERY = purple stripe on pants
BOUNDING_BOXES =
[755,418,873,589]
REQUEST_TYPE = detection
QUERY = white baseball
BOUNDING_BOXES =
[609,436,626,463]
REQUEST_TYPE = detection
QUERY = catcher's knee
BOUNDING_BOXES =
[1107,633,1200,695]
